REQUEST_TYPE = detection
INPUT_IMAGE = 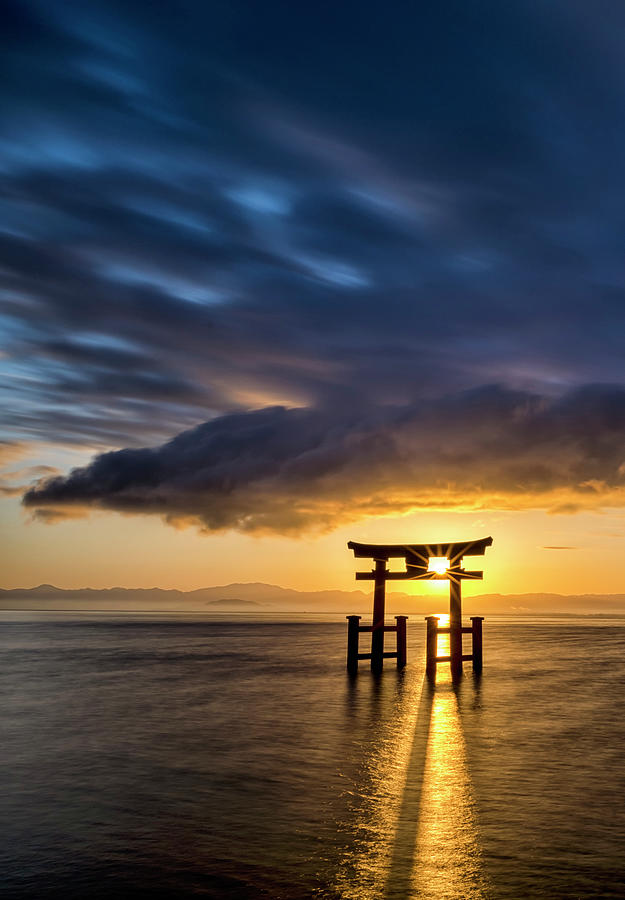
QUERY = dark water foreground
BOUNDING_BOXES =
[1,612,624,899]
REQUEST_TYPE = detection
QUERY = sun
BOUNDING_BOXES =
[428,556,450,576]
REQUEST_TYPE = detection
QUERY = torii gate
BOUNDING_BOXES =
[346,536,493,678]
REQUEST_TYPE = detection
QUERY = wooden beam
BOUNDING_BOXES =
[355,569,484,581]
[371,558,386,672]
[425,615,439,679]
[356,652,400,659]
[450,578,463,679]
[346,615,360,674]
[395,616,407,669]
[471,616,484,674]
[347,536,493,561]
[428,626,474,635]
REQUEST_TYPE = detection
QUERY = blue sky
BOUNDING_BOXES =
[4,1,625,545]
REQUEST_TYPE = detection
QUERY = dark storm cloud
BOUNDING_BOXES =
[4,0,625,524]
[23,386,625,532]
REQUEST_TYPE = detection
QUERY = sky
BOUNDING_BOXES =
[3,0,625,594]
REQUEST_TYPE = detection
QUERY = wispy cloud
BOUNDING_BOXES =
[0,441,29,468]
[542,546,579,551]
[3,0,625,456]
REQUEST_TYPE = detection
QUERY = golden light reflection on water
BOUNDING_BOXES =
[410,686,489,900]
[332,674,425,900]
[333,668,488,900]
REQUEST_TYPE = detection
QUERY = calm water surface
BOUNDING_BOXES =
[1,612,624,898]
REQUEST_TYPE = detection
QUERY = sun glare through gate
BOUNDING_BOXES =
[428,557,450,576]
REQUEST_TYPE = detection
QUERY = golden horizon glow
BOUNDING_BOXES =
[4,491,625,600]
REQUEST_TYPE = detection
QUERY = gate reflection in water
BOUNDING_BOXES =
[335,634,488,900]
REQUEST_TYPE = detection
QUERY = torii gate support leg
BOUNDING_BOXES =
[371,559,387,672]
[450,577,463,680]
[346,615,361,674]
[471,616,484,674]
[395,615,407,669]
[425,615,439,680]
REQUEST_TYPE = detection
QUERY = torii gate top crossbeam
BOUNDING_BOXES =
[347,536,493,581]
[347,536,492,562]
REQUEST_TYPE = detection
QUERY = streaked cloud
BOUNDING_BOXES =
[542,546,579,551]
[0,441,29,468]
[4,1,625,535]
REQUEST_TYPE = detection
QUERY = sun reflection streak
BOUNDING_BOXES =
[333,666,488,900]
[410,686,489,900]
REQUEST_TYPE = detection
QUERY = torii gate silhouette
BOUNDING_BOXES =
[346,536,493,678]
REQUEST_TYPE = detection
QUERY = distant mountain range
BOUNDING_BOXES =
[1,582,625,614]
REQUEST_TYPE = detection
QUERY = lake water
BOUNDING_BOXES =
[1,612,624,898]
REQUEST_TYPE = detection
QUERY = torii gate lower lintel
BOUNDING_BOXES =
[346,536,493,677]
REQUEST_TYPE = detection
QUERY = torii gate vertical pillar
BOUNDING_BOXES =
[449,577,463,679]
[371,558,387,672]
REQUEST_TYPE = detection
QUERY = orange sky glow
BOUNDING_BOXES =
[3,486,625,596]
